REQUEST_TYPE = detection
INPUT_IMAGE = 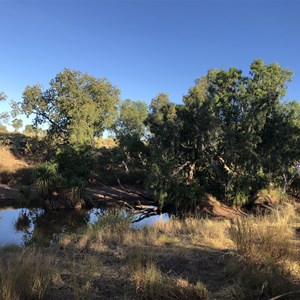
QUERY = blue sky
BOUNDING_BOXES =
[1,0,300,130]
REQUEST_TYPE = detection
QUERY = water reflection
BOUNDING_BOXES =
[0,208,91,246]
[0,207,169,246]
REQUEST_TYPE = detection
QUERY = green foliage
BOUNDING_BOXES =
[146,60,299,210]
[17,186,31,206]
[19,69,120,145]
[115,99,148,138]
[113,99,149,169]
[34,145,90,203]
[11,118,23,132]
[55,145,93,180]
[63,177,86,204]
[23,124,45,136]
[0,112,10,125]
[34,161,60,199]
[0,91,6,101]
[0,92,10,125]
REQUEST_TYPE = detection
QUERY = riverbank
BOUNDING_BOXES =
[1,204,300,299]
[0,183,155,209]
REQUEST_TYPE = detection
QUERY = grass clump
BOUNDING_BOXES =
[77,208,134,248]
[149,217,233,249]
[0,246,54,300]
[131,254,208,300]
[94,208,133,231]
[227,205,300,299]
[229,206,297,260]
[34,161,59,199]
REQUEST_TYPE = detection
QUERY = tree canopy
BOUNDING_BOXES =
[114,99,148,139]
[11,118,23,132]
[113,99,149,168]
[18,69,120,145]
[0,92,10,125]
[3,60,300,212]
[146,60,299,209]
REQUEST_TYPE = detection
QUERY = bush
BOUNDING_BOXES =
[55,145,93,180]
[34,161,59,199]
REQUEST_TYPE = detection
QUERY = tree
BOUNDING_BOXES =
[11,118,23,132]
[18,69,120,145]
[23,124,45,136]
[146,60,296,211]
[23,124,35,135]
[0,92,10,124]
[145,93,182,209]
[0,124,8,132]
[115,99,148,138]
[259,100,300,191]
[0,91,6,101]
[113,99,149,168]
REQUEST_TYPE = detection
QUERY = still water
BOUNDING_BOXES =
[0,207,168,246]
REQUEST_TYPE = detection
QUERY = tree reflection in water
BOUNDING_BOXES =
[13,208,90,246]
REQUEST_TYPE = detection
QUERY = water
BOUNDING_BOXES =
[0,207,169,246]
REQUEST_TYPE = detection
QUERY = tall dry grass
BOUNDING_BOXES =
[129,216,233,249]
[229,204,298,260]
[52,204,300,299]
[0,246,54,300]
[227,205,300,299]
[131,251,208,300]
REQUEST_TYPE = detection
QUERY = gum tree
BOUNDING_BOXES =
[146,60,296,209]
[18,69,120,146]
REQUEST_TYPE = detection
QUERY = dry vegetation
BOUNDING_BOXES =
[93,137,117,149]
[0,146,30,184]
[1,205,300,299]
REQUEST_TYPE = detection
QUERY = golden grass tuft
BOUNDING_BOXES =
[0,146,28,172]
[227,205,300,299]
[0,247,54,300]
[131,254,209,300]
[229,206,298,260]
[147,217,233,249]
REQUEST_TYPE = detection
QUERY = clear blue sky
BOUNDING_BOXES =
[1,0,300,130]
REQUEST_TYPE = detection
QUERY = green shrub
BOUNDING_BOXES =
[17,186,31,206]
[34,161,59,199]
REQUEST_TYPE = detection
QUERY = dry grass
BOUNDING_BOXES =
[227,205,300,299]
[131,217,234,249]
[0,146,33,184]
[131,254,209,300]
[2,205,300,299]
[0,246,54,300]
[93,137,117,149]
[0,146,28,171]
[230,204,298,260]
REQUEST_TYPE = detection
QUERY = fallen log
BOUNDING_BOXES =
[197,195,248,219]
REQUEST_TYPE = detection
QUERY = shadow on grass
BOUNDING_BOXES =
[57,230,300,300]
[1,224,299,299]
[0,167,34,185]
